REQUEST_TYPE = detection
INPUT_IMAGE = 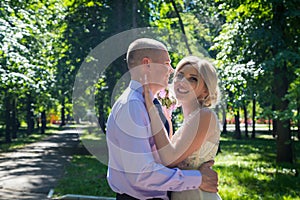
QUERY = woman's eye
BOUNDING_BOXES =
[176,73,184,79]
[189,77,198,82]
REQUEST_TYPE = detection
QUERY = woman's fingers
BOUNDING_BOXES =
[144,74,148,84]
[142,74,153,109]
[143,74,150,96]
[143,83,150,101]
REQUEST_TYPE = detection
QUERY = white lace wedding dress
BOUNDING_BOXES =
[171,108,222,200]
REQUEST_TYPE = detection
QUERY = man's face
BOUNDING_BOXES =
[149,50,173,89]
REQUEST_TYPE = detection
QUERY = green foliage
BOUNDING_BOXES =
[150,0,215,59]
[0,0,66,132]
[211,0,299,161]
[1,0,299,163]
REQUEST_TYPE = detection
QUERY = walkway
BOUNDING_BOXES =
[0,127,80,200]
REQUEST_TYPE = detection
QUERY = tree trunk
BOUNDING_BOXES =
[111,0,124,32]
[273,119,277,138]
[243,104,248,138]
[170,0,192,55]
[273,62,292,163]
[4,95,12,143]
[223,118,227,134]
[276,119,293,163]
[234,109,241,139]
[222,106,227,134]
[36,114,40,129]
[60,96,66,127]
[98,102,106,134]
[41,110,46,134]
[271,0,293,164]
[272,104,277,138]
[273,61,292,162]
[132,0,137,28]
[27,94,34,134]
[252,97,256,138]
[11,98,17,139]
[297,104,300,140]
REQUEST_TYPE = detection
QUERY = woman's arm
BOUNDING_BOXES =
[167,110,216,167]
[143,84,217,167]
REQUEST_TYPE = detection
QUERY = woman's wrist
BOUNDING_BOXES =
[146,102,154,111]
[148,105,158,116]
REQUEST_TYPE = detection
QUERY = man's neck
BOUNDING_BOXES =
[130,76,163,96]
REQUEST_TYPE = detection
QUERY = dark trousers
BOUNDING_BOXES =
[116,193,164,200]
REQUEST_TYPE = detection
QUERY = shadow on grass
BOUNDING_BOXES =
[54,154,115,198]
[216,164,300,199]
[216,131,300,199]
[0,125,71,152]
[219,130,299,161]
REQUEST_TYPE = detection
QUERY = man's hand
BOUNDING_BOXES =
[199,160,218,193]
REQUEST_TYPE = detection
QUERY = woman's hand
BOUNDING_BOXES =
[143,75,154,111]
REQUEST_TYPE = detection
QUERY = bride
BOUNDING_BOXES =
[144,56,222,200]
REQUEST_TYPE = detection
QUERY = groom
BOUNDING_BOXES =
[106,38,218,200]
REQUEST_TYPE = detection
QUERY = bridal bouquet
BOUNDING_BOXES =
[157,86,177,119]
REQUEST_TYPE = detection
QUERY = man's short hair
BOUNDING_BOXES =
[126,38,167,68]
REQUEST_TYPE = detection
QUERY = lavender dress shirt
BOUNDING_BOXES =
[106,80,201,200]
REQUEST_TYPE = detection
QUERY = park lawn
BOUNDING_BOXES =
[53,154,115,198]
[215,132,300,200]
[0,125,61,152]
[54,131,300,200]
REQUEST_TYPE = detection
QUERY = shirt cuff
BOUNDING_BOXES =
[181,169,202,190]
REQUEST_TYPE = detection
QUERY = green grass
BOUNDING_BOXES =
[54,130,300,199]
[54,126,114,198]
[53,154,115,198]
[214,132,300,200]
[0,125,61,152]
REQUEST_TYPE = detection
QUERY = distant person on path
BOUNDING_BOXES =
[106,38,218,200]
[143,56,222,199]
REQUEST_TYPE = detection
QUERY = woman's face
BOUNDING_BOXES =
[173,64,207,103]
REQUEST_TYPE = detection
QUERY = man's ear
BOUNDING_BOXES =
[142,57,151,65]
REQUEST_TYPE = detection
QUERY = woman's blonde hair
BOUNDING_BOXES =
[175,56,220,107]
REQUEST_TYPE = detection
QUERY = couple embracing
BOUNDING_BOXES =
[106,38,222,200]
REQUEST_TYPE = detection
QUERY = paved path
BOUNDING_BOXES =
[0,127,80,200]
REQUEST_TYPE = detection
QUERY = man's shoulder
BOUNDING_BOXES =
[117,88,144,104]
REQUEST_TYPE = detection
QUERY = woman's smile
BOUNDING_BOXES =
[176,87,189,94]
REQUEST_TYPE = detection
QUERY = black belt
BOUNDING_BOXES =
[116,193,164,200]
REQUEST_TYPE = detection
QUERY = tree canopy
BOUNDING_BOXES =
[0,0,299,163]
